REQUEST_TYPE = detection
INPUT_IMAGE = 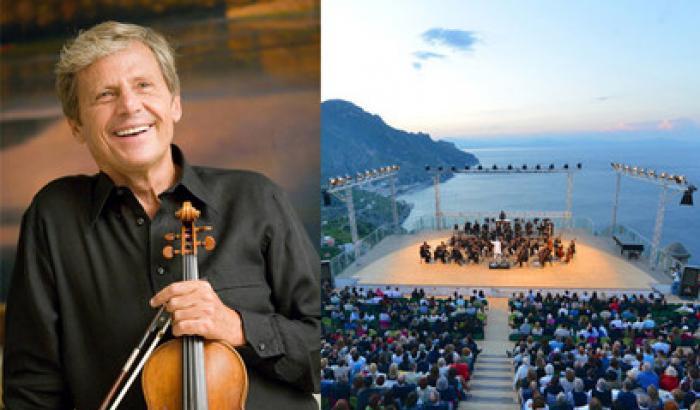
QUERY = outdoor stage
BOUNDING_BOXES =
[337,230,672,294]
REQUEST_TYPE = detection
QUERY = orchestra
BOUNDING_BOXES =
[418,215,575,268]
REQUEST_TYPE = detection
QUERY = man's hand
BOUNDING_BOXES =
[150,280,245,346]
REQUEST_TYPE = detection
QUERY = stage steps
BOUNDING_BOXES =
[460,298,518,410]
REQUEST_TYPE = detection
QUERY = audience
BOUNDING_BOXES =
[321,286,486,409]
[509,289,699,410]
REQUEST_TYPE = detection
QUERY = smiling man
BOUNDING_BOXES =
[3,22,320,409]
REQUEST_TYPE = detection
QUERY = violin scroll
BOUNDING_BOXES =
[162,201,216,258]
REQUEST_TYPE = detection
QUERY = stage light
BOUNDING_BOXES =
[563,164,569,169]
[507,164,513,170]
[437,166,444,171]
[322,189,331,206]
[577,163,582,169]
[492,164,498,170]
[549,164,555,170]
[536,164,541,170]
[647,169,655,177]
[660,172,667,179]
[477,165,483,170]
[465,165,470,170]
[451,166,457,172]
[522,164,527,170]
[638,168,645,175]
[680,185,696,206]
[425,165,431,171]
[675,175,686,184]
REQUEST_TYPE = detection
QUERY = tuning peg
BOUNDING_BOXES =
[162,245,180,259]
[197,226,213,232]
[203,236,216,251]
[164,233,180,241]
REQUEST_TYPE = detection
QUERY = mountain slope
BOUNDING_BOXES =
[321,99,478,186]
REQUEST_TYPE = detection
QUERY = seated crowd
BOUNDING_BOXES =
[320,286,487,409]
[509,290,700,409]
[420,214,575,268]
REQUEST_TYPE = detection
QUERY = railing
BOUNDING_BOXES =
[606,224,678,274]
[405,213,597,236]
[328,224,397,276]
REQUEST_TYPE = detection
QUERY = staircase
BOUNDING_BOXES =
[459,297,518,410]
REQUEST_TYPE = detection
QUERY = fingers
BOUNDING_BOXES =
[171,317,216,337]
[150,280,213,308]
[150,280,227,339]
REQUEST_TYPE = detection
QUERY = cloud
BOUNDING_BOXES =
[602,118,698,132]
[413,62,422,70]
[413,51,446,61]
[421,28,478,52]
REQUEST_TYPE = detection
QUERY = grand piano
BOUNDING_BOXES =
[613,235,644,259]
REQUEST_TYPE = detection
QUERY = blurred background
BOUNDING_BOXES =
[0,0,320,302]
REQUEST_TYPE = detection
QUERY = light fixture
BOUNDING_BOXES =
[680,185,696,206]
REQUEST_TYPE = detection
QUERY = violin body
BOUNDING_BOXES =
[142,338,249,410]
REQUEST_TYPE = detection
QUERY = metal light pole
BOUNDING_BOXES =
[611,172,622,233]
[433,168,442,230]
[389,175,399,232]
[650,184,667,269]
[565,171,574,229]
[327,166,400,263]
[610,163,695,270]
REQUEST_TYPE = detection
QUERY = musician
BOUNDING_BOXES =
[3,22,320,409]
[565,240,576,263]
[538,247,553,268]
[469,246,481,264]
[450,247,464,266]
[434,242,448,263]
[420,241,432,263]
[517,245,529,267]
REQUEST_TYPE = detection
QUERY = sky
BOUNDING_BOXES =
[322,1,700,139]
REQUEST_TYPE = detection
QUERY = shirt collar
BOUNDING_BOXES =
[90,144,218,225]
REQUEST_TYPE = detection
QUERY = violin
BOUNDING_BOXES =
[99,201,248,409]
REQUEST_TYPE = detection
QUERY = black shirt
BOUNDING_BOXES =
[3,145,320,409]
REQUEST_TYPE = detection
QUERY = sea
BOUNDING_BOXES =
[399,138,700,265]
